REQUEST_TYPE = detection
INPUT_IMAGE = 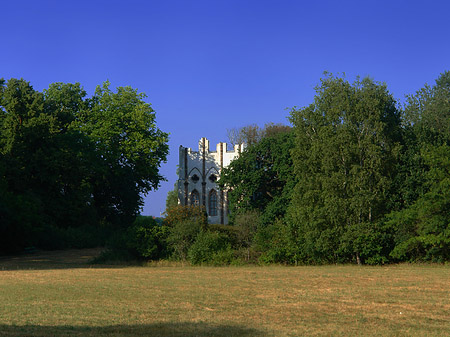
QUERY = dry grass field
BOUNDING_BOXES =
[0,249,449,336]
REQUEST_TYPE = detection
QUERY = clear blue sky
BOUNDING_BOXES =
[2,0,449,216]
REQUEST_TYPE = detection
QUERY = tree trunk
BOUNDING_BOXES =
[356,252,362,265]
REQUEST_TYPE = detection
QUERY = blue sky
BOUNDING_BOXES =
[2,0,449,216]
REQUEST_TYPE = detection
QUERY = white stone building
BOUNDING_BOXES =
[177,137,244,224]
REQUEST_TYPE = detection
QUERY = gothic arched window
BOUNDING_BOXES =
[190,190,200,206]
[209,189,218,216]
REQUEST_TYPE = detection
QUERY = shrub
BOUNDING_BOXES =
[34,224,68,250]
[234,210,260,248]
[166,218,202,261]
[256,219,299,265]
[100,216,171,261]
[210,246,241,266]
[127,216,170,260]
[187,231,230,265]
[65,225,111,249]
[208,224,240,248]
[164,204,207,228]
[0,191,41,254]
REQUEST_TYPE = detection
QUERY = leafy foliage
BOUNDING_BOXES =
[220,130,295,226]
[255,219,299,264]
[387,71,450,262]
[163,204,207,228]
[127,216,170,260]
[165,184,179,211]
[187,230,231,265]
[288,74,402,264]
[167,219,203,261]
[0,78,168,253]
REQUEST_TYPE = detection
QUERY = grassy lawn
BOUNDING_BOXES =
[0,250,449,336]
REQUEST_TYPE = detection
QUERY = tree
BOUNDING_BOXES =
[403,71,450,144]
[288,74,402,264]
[219,130,295,226]
[388,71,450,262]
[262,122,291,138]
[227,124,262,147]
[227,123,291,147]
[165,184,179,211]
[389,145,450,262]
[163,204,207,228]
[74,81,169,227]
[0,78,169,253]
[127,216,170,260]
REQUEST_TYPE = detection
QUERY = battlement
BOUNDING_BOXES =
[179,137,245,154]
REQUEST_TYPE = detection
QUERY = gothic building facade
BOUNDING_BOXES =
[177,137,244,224]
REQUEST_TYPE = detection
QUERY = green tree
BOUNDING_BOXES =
[165,184,179,211]
[388,71,450,262]
[219,130,295,226]
[75,81,169,227]
[0,78,168,253]
[127,216,170,260]
[288,74,402,264]
[0,78,62,238]
[389,145,450,262]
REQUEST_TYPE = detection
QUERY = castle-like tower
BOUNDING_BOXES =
[177,137,244,224]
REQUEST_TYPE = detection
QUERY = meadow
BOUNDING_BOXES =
[0,250,449,336]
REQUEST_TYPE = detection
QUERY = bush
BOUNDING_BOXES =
[34,224,68,250]
[127,216,170,260]
[166,218,202,261]
[164,204,207,228]
[65,225,111,249]
[187,231,230,265]
[0,191,41,254]
[98,216,170,262]
[210,246,242,266]
[208,224,240,248]
[234,210,260,251]
[256,219,299,265]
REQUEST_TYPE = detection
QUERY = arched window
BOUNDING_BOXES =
[209,189,217,216]
[190,190,200,206]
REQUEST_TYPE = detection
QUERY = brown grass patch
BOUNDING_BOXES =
[0,251,449,336]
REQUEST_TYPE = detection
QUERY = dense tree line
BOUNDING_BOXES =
[129,71,449,266]
[0,78,168,254]
[3,73,449,265]
[218,72,450,264]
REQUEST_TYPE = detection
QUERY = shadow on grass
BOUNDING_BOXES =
[0,248,126,271]
[0,322,268,337]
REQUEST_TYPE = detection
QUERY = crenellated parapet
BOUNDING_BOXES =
[177,137,245,224]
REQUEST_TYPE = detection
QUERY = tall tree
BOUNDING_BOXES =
[227,124,262,147]
[288,74,402,264]
[388,71,450,262]
[74,81,169,227]
[0,78,169,253]
[219,129,295,226]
